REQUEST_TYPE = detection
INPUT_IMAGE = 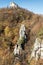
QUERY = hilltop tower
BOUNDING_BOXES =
[9,2,18,8]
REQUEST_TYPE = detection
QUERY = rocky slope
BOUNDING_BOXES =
[0,5,43,65]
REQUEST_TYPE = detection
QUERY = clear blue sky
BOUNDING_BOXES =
[0,0,43,14]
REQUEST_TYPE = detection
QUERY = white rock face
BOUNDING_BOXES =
[19,24,26,39]
[9,2,18,8]
[36,47,43,59]
[13,44,22,55]
[13,24,26,55]
[30,38,43,62]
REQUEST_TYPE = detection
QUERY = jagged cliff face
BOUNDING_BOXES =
[0,6,43,65]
